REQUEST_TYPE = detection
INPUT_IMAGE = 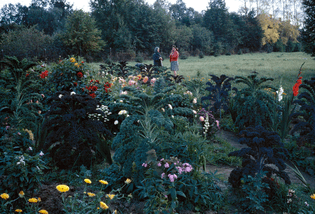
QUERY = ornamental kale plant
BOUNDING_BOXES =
[201,74,235,119]
[291,76,315,145]
[0,56,42,130]
[228,125,291,188]
[232,74,277,130]
[42,91,111,169]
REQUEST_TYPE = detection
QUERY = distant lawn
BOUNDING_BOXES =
[90,52,315,93]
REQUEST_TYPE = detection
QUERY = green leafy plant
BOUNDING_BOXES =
[232,74,276,130]
[42,91,112,169]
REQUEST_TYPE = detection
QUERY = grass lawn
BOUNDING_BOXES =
[90,52,315,93]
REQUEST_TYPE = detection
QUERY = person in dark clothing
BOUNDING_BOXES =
[153,47,163,66]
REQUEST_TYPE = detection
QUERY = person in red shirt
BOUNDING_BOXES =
[170,45,179,76]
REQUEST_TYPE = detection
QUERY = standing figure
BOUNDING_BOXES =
[170,45,179,76]
[153,47,163,66]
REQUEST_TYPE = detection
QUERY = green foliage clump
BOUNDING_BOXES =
[0,127,48,200]
[137,157,223,213]
[0,56,42,130]
[232,74,276,130]
[42,91,111,169]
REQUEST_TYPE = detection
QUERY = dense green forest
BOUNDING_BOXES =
[0,0,314,62]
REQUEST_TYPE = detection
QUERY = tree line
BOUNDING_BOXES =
[0,0,314,62]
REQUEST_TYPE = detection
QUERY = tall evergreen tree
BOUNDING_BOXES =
[301,0,315,56]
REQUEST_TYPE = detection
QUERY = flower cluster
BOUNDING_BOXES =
[198,108,219,137]
[276,86,284,102]
[88,105,112,123]
[143,157,193,183]
[40,70,48,79]
[286,189,297,204]
[293,76,303,97]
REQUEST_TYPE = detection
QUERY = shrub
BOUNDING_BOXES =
[228,125,291,188]
[135,56,144,63]
[137,157,223,213]
[42,91,112,169]
[201,74,235,119]
[232,74,276,130]
[291,76,315,146]
[199,51,204,58]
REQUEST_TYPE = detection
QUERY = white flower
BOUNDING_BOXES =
[171,115,174,118]
[120,100,123,103]
[59,94,63,99]
[276,86,284,102]
[70,91,76,95]
[193,98,197,104]
[168,104,173,110]
[39,151,44,156]
[118,110,128,115]
[28,147,33,151]
[161,108,165,112]
[114,120,119,125]
[192,110,197,114]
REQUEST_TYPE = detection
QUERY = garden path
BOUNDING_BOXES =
[207,130,315,191]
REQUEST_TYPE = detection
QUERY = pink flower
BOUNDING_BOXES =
[39,151,44,156]
[199,116,204,122]
[164,162,169,168]
[128,79,137,86]
[41,94,45,98]
[216,120,220,129]
[161,173,165,179]
[143,76,149,83]
[157,162,162,167]
[5,126,10,130]
[142,163,148,167]
[150,78,156,85]
[168,174,175,182]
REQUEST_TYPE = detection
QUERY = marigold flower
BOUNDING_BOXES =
[99,180,108,185]
[15,209,22,213]
[311,194,315,200]
[56,184,70,193]
[19,191,25,197]
[84,179,92,184]
[125,178,131,184]
[106,194,115,200]
[29,198,38,203]
[87,192,96,197]
[0,193,9,200]
[39,209,49,214]
[70,57,76,63]
[100,201,109,209]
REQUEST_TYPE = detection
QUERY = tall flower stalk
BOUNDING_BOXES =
[277,62,304,140]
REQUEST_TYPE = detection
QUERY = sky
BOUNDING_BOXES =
[0,0,242,13]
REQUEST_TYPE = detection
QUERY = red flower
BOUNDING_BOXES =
[95,80,99,84]
[104,82,112,88]
[91,86,98,91]
[81,61,84,64]
[74,82,78,86]
[77,72,83,78]
[40,70,49,79]
[292,79,302,97]
[26,73,30,77]
[90,79,93,83]
[89,93,96,98]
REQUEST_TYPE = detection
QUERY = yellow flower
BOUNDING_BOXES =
[311,194,315,199]
[74,63,79,67]
[29,198,38,203]
[19,191,24,197]
[38,197,41,202]
[70,57,76,63]
[0,193,9,200]
[15,209,22,212]
[56,184,70,193]
[84,179,92,184]
[87,192,96,197]
[100,201,109,209]
[114,210,117,214]
[39,210,48,214]
[106,194,115,200]
[99,180,108,185]
[125,178,131,184]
